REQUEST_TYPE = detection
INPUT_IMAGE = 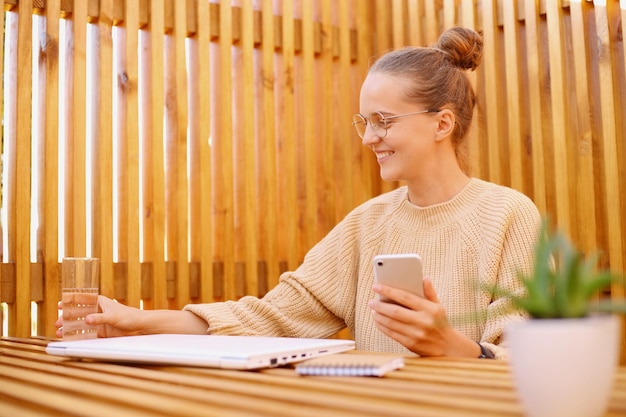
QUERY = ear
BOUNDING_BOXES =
[434,109,455,141]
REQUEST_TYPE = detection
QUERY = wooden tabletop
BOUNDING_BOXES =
[2,337,626,417]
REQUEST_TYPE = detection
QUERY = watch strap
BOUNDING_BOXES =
[477,342,495,359]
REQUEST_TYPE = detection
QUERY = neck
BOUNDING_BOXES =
[406,168,471,207]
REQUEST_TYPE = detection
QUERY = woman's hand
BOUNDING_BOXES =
[56,295,209,338]
[368,278,481,357]
[56,295,145,338]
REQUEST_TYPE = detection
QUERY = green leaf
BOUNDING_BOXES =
[485,217,625,320]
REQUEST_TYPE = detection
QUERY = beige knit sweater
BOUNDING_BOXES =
[184,178,541,359]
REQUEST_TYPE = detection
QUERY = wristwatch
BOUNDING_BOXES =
[477,343,495,359]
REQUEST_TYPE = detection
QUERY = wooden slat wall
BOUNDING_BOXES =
[0,1,625,356]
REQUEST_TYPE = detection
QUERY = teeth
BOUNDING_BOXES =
[376,151,393,159]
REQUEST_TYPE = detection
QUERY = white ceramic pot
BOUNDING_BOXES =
[506,314,620,417]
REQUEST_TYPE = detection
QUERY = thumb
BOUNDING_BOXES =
[85,312,106,326]
[423,277,440,303]
[84,295,109,325]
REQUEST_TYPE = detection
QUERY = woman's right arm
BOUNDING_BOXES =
[56,295,209,338]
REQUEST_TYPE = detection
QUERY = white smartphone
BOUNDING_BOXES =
[373,254,424,303]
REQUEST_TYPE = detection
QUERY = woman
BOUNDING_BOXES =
[57,27,540,359]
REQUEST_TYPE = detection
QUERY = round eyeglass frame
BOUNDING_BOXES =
[352,109,440,139]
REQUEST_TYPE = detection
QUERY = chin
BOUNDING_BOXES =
[379,169,400,183]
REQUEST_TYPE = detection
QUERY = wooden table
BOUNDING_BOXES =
[1,337,626,417]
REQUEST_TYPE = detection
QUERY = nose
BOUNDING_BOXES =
[361,124,382,146]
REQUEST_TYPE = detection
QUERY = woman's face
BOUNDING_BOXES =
[358,72,440,183]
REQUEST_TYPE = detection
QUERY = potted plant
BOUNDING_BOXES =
[495,220,625,417]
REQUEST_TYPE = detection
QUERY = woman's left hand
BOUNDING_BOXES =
[369,277,480,357]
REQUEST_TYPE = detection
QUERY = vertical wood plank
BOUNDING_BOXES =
[622,1,626,111]
[139,9,155,306]
[33,14,46,315]
[217,0,235,299]
[163,1,178,305]
[70,0,87,256]
[260,0,279,289]
[240,0,257,296]
[187,0,201,302]
[318,0,338,230]
[442,0,456,30]
[0,2,4,336]
[424,0,439,44]
[523,0,548,214]
[481,0,502,185]
[502,1,526,194]
[374,0,396,195]
[615,0,626,260]
[173,0,190,307]
[42,0,61,337]
[149,0,167,308]
[391,0,405,46]
[352,1,376,203]
[0,7,4,221]
[568,0,597,255]
[96,0,115,301]
[593,0,625,294]
[3,12,18,335]
[615,0,626,363]
[280,0,297,269]
[337,1,354,221]
[15,0,33,337]
[232,0,246,297]
[355,0,378,202]
[301,0,318,253]
[374,0,390,51]
[459,0,481,178]
[114,4,128,302]
[545,0,572,236]
[196,0,213,302]
[407,0,423,46]
[125,0,141,308]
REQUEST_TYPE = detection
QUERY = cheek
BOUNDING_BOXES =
[396,122,432,142]
[396,132,431,156]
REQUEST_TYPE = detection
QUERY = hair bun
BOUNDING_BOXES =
[434,27,483,71]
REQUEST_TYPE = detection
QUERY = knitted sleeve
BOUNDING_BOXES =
[182,213,362,338]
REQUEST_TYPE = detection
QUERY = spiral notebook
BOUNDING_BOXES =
[295,353,404,377]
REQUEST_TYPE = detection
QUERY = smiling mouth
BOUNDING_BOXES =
[375,151,394,160]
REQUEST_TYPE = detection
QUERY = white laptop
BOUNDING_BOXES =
[46,334,355,370]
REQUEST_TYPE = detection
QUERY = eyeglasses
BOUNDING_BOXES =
[351,109,440,139]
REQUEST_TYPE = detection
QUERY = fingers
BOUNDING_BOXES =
[55,295,134,338]
[372,277,440,309]
[96,295,117,313]
[85,296,114,326]
[55,295,105,335]
[61,292,98,321]
[372,283,424,310]
[369,302,425,352]
[55,317,63,338]
[423,278,440,303]
[369,278,450,355]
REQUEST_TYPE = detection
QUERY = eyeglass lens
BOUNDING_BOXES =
[352,112,386,139]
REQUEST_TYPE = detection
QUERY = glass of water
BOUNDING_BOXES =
[62,257,100,340]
